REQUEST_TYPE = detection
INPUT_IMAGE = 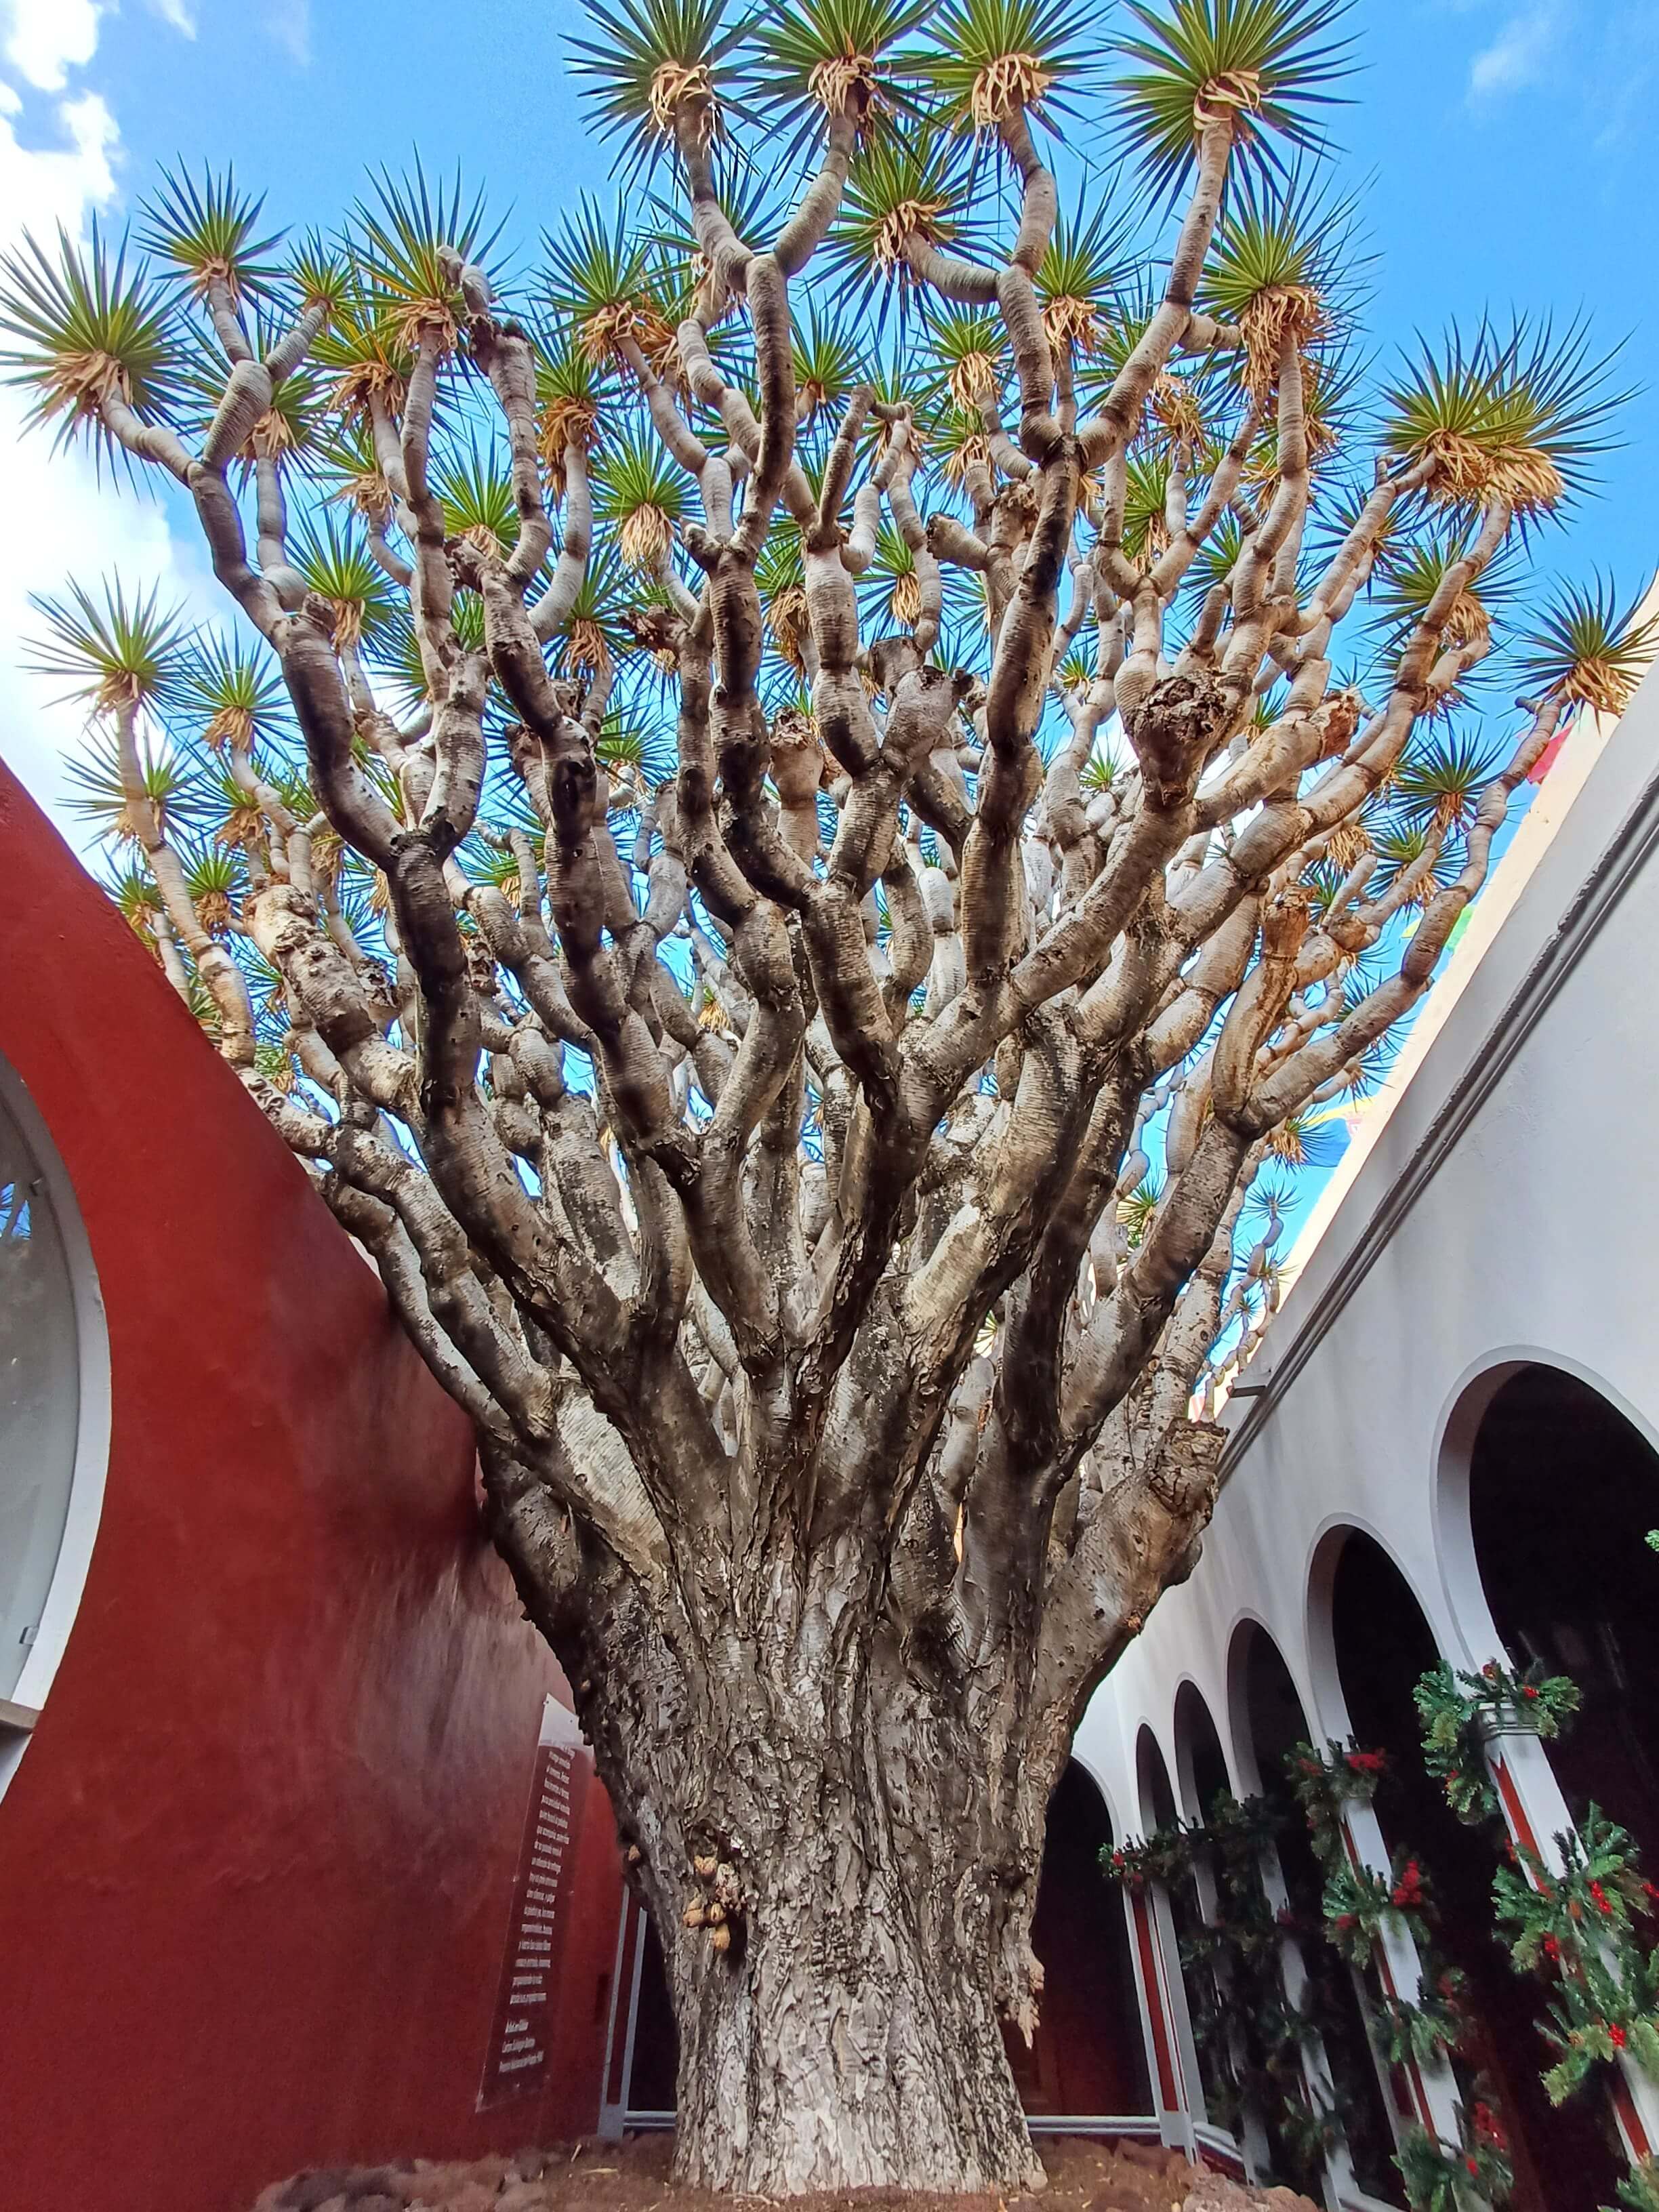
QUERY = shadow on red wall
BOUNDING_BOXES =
[0,767,623,2212]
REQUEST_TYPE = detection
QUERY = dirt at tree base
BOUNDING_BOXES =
[250,2133,1323,2212]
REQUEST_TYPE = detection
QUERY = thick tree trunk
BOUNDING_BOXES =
[666,1849,1042,2195]
[560,1555,1053,2198]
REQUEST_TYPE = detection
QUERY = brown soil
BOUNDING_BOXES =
[251,2133,1321,2212]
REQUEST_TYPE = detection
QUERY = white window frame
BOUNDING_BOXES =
[0,1054,112,1799]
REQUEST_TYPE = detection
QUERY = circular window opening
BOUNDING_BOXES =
[0,1077,82,1704]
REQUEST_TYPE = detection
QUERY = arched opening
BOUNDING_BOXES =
[1228,1622,1399,2200]
[1469,1363,1659,1863]
[1174,1680,1229,1818]
[1006,1759,1153,2119]
[1331,1526,1623,2212]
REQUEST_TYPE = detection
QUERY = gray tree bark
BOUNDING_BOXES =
[1,12,1612,2193]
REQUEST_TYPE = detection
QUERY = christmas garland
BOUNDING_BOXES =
[1492,1807,1659,2102]
[1286,1737,1389,1868]
[1414,1659,1580,1825]
[1105,1789,1330,2193]
[1102,1818,1201,1893]
[1322,1848,1433,1969]
[1376,1967,1471,2067]
[1608,2156,1659,2212]
[1395,2105,1513,2212]
[1278,1742,1509,2207]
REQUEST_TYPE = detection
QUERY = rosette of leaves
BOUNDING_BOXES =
[1380,314,1627,530]
[1395,2108,1514,2212]
[1493,1808,1659,2104]
[1515,576,1659,722]
[1414,1660,1581,1828]
[565,0,754,179]
[1284,1737,1388,1868]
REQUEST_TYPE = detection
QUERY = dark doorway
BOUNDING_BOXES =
[1007,1759,1153,2117]
[1175,1680,1230,1816]
[1331,1527,1623,2212]
[625,1906,678,2113]
[1232,1624,1401,2201]
[1470,1364,1659,1866]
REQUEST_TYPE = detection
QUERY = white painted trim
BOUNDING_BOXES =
[0,1056,112,1801]
[1220,605,1659,1458]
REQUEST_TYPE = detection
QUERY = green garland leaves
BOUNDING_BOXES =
[1414,1659,1580,1826]
[1493,1807,1659,2103]
[1377,1969,1471,2066]
[1322,1848,1433,1967]
[1101,1818,1201,1893]
[1286,1737,1389,1868]
[1607,2155,1659,2212]
[1397,2106,1514,2212]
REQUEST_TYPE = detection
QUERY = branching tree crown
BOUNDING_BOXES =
[2,0,1650,2192]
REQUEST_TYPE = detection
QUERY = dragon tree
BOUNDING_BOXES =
[1,0,1648,2190]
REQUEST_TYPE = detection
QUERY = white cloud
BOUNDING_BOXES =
[1469,5,1559,98]
[265,0,310,64]
[0,48,209,835]
[147,0,197,34]
[0,0,104,91]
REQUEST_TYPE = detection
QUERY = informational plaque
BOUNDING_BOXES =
[478,1695,593,2108]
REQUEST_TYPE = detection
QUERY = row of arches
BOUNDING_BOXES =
[1106,1361,1659,2209]
[596,1361,1659,2203]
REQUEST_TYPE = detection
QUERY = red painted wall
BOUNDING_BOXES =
[0,765,622,2212]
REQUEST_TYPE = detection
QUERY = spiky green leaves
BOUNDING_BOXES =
[909,0,1102,134]
[542,199,680,371]
[1036,190,1136,359]
[174,636,290,754]
[1115,0,1353,199]
[289,510,400,650]
[594,432,691,569]
[567,0,752,175]
[1516,577,1659,718]
[434,433,523,561]
[1380,316,1627,523]
[921,306,1006,414]
[136,166,285,310]
[1391,727,1509,841]
[738,0,931,154]
[829,130,980,308]
[26,578,192,714]
[0,222,183,470]
[349,165,501,354]
[1365,520,1524,661]
[791,306,865,420]
[1196,165,1359,398]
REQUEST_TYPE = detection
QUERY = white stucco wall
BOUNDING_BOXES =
[1075,593,1659,1849]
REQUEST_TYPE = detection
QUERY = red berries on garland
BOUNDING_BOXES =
[1392,1859,1425,1910]
[1591,1879,1614,1917]
[1611,2024,1629,2049]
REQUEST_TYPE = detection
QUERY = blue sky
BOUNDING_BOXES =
[0,0,1649,1282]
[0,0,1654,821]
